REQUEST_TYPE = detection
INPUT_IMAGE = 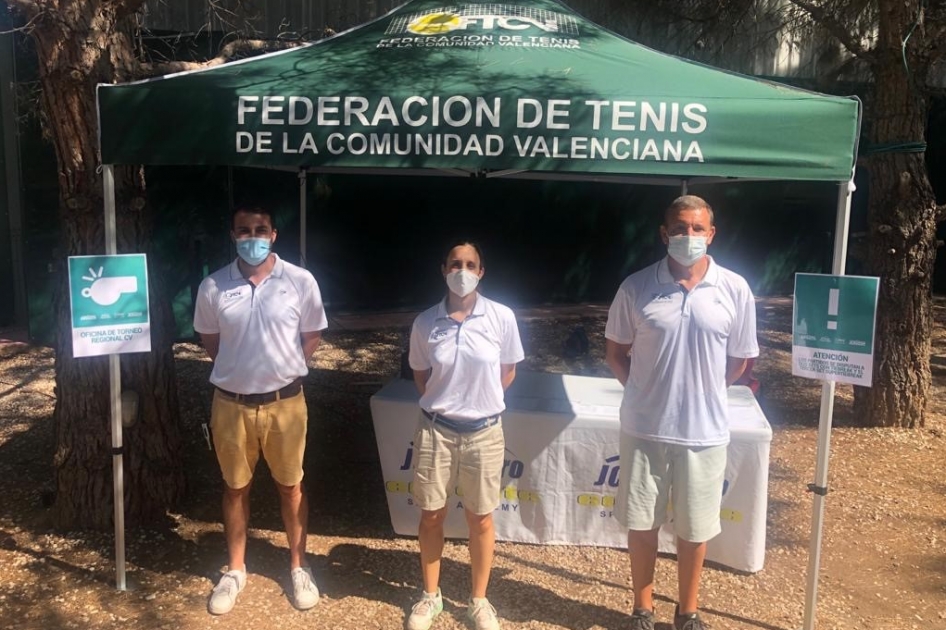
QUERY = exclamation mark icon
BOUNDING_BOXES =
[827,288,839,330]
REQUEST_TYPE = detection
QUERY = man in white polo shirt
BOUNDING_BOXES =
[193,205,327,616]
[605,195,758,630]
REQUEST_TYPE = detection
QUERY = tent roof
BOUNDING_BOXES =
[98,0,860,181]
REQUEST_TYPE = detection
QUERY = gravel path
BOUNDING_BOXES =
[0,298,944,630]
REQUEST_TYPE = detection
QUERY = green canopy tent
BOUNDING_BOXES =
[97,1,860,628]
[99,0,859,179]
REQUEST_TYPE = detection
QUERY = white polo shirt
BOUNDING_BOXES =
[193,255,328,394]
[605,257,758,446]
[409,294,524,422]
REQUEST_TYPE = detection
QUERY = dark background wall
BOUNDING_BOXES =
[139,166,847,339]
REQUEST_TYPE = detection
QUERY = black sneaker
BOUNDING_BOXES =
[629,608,655,630]
[674,606,707,630]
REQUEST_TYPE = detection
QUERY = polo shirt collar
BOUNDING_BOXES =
[656,256,720,286]
[436,294,486,321]
[228,253,284,281]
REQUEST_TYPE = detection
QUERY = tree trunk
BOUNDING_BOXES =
[25,2,184,529]
[853,14,937,427]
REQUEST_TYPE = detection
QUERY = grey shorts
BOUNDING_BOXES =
[615,432,727,543]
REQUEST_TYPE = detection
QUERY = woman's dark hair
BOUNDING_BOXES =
[442,240,484,268]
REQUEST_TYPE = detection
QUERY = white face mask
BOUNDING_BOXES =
[445,269,480,297]
[667,235,708,267]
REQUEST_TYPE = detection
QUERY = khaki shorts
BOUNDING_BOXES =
[615,432,727,543]
[210,388,308,489]
[411,415,505,515]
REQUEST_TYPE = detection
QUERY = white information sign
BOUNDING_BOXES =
[793,274,879,387]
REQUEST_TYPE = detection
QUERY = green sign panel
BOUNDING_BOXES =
[792,273,879,386]
[67,254,151,357]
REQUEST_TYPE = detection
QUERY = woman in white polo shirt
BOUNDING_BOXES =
[405,240,524,630]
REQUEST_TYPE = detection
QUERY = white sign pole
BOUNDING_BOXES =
[299,169,308,268]
[802,180,853,630]
[103,164,127,591]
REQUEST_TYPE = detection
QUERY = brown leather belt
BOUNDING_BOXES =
[217,379,302,405]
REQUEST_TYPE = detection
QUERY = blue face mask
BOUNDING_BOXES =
[235,237,271,266]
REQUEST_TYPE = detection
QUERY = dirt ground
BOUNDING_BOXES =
[0,297,944,630]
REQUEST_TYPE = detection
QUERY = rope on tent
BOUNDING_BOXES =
[860,141,927,155]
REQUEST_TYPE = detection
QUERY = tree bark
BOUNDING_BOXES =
[23,1,184,528]
[852,1,937,428]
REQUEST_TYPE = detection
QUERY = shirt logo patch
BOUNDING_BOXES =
[651,292,674,302]
[431,329,450,340]
[223,290,244,301]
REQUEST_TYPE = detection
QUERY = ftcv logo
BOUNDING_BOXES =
[408,11,557,34]
[390,5,580,36]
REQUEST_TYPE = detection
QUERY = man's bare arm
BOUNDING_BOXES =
[200,333,220,362]
[726,356,748,387]
[413,368,431,396]
[605,340,632,387]
[301,331,322,360]
[500,363,517,391]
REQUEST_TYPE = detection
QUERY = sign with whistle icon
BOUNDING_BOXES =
[68,254,151,358]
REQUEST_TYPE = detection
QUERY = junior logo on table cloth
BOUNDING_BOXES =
[577,454,619,515]
[388,441,538,505]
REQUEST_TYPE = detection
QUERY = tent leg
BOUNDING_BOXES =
[829,180,853,275]
[801,179,853,630]
[103,165,126,592]
[680,179,688,195]
[299,170,307,268]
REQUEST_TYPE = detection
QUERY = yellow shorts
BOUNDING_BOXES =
[210,388,307,489]
[411,415,505,515]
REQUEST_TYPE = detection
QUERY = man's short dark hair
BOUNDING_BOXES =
[665,195,714,226]
[231,204,275,228]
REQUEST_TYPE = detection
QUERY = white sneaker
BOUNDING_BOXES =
[208,568,246,615]
[467,597,500,630]
[291,566,320,610]
[406,588,443,630]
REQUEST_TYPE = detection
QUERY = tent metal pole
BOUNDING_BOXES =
[1,32,27,329]
[299,169,307,268]
[801,179,853,630]
[681,179,688,195]
[103,164,126,591]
